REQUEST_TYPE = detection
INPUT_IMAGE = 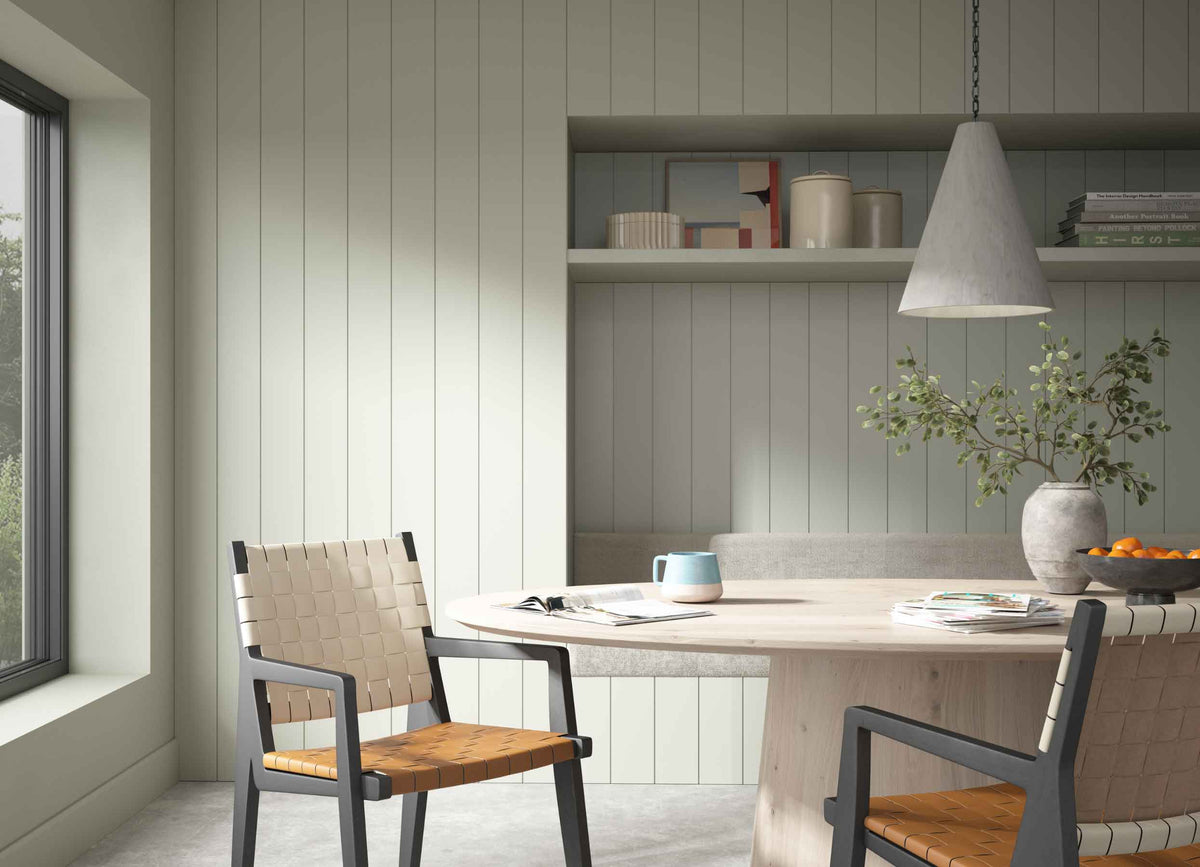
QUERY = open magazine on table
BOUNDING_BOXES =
[498,585,713,627]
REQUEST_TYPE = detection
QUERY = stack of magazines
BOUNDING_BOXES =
[1057,192,1199,247]
[891,591,1064,634]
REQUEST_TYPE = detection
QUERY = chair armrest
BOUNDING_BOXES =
[244,648,364,782]
[845,705,1036,785]
[423,635,580,736]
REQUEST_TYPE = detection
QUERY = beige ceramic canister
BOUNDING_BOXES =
[852,187,903,247]
[789,171,853,248]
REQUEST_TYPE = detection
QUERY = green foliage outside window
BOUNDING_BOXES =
[0,211,22,666]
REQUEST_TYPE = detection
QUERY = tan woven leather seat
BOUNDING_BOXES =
[864,782,1200,866]
[263,721,579,795]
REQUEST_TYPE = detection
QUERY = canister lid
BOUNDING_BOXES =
[853,186,902,196]
[790,170,851,184]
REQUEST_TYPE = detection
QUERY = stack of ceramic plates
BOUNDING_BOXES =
[605,212,684,249]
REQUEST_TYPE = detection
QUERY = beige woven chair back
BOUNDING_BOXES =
[232,537,434,724]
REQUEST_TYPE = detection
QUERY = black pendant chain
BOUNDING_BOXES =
[972,0,980,120]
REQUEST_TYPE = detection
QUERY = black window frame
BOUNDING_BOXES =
[0,58,67,702]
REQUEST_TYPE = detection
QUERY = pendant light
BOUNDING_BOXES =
[898,0,1054,318]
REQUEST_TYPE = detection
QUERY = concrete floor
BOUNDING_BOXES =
[71,782,758,866]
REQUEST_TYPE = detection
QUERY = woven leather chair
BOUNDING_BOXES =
[827,598,1200,866]
[228,534,591,866]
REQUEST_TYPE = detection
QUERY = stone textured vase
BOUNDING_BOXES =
[1021,482,1107,595]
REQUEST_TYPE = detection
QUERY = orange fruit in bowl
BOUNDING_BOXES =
[1146,546,1170,557]
[1108,549,1133,558]
[1112,537,1143,553]
[1190,550,1200,559]
[1132,549,1152,559]
[1087,547,1107,556]
[1165,550,1186,559]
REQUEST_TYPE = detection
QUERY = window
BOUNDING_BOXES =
[0,59,66,701]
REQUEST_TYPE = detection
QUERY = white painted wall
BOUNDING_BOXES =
[174,0,1200,787]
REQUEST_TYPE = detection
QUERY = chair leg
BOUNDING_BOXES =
[398,792,427,867]
[337,777,369,866]
[829,722,870,867]
[554,760,592,867]
[231,756,260,867]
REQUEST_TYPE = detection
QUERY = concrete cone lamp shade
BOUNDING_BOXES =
[899,121,1054,318]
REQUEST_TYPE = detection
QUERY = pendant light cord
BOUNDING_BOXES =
[971,0,980,120]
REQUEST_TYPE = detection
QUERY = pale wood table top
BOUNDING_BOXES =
[446,579,1194,659]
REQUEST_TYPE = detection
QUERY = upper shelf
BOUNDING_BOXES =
[567,113,1200,153]
[567,248,1200,284]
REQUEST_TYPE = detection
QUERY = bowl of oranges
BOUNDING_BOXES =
[1076,537,1200,604]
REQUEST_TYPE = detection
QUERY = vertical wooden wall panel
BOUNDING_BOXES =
[1123,283,1165,534]
[568,0,612,115]
[1143,0,1189,112]
[479,0,526,609]
[653,284,693,531]
[655,678,700,783]
[1165,151,1200,190]
[260,0,309,751]
[175,0,218,780]
[769,284,809,532]
[348,0,393,541]
[887,283,927,532]
[808,284,849,532]
[610,0,656,115]
[613,285,654,532]
[216,0,262,780]
[691,285,732,533]
[1003,316,1046,533]
[1098,0,1143,113]
[1050,283,1087,484]
[699,0,742,115]
[1125,150,1165,191]
[655,0,700,115]
[434,0,479,643]
[1055,0,1100,112]
[1007,150,1047,245]
[847,284,888,532]
[887,152,927,248]
[876,0,920,114]
[848,151,887,191]
[743,0,788,114]
[574,153,613,250]
[611,677,655,783]
[788,0,832,113]
[731,284,771,532]
[1165,284,1200,533]
[523,0,569,589]
[574,285,616,531]
[964,319,1006,531]
[920,0,964,114]
[926,320,967,532]
[831,0,875,114]
[699,678,743,784]
[613,153,653,213]
[392,0,437,626]
[1009,0,1054,113]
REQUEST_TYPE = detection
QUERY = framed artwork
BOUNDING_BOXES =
[666,159,781,249]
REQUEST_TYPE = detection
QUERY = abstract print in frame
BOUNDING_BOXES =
[666,159,781,249]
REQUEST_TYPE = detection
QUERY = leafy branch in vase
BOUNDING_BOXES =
[857,321,1170,507]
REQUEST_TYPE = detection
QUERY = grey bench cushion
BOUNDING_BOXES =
[568,532,1200,677]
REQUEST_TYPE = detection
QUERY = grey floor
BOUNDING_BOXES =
[71,782,757,866]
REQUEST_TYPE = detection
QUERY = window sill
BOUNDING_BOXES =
[0,672,141,747]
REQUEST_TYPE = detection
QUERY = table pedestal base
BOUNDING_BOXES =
[750,653,1056,866]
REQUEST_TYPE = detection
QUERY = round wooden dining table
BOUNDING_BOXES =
[447,578,1138,866]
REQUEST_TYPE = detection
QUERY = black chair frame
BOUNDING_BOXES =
[228,536,593,867]
[825,598,1109,867]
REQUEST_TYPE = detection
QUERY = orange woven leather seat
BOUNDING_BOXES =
[263,721,578,795]
[865,783,1200,866]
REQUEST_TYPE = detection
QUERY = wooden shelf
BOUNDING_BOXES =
[567,247,1200,284]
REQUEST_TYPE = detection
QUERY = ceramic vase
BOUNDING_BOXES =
[1020,482,1107,595]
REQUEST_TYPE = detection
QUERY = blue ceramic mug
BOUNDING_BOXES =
[652,551,723,603]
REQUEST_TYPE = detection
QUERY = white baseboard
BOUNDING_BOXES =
[0,738,178,867]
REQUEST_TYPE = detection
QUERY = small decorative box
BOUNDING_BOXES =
[605,212,684,249]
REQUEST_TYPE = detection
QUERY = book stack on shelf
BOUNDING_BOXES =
[1057,192,1200,247]
[890,591,1064,634]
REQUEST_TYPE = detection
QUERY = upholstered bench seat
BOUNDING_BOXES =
[854,782,1200,866]
[263,721,581,794]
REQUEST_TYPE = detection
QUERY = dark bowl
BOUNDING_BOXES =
[1075,548,1200,604]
